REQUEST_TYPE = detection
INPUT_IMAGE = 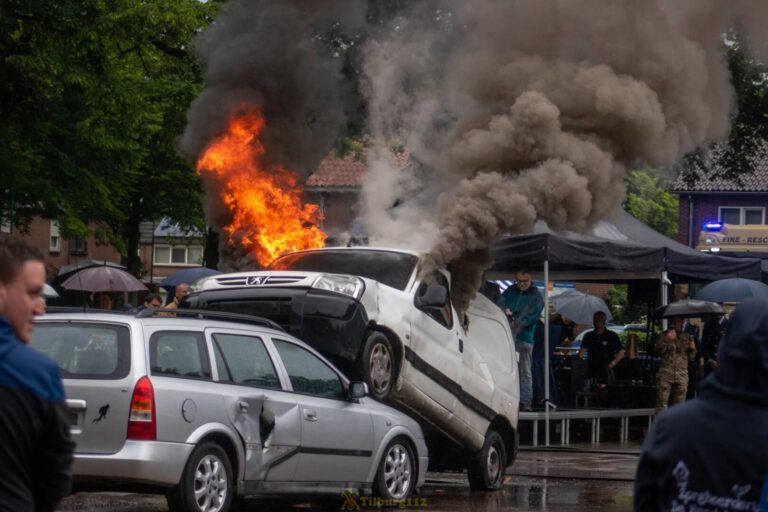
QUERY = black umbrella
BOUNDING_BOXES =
[655,299,724,319]
[693,278,768,303]
[61,266,147,293]
[52,259,127,286]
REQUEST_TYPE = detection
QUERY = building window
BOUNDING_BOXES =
[154,245,204,266]
[49,221,61,253]
[719,207,765,225]
[69,238,87,256]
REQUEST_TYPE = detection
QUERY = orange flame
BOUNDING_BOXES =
[196,107,326,265]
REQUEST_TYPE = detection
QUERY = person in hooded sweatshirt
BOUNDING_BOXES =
[634,298,768,512]
[0,237,74,511]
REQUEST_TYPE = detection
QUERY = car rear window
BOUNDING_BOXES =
[212,333,280,389]
[150,331,211,380]
[30,323,131,380]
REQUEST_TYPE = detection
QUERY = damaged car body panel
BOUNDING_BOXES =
[185,247,521,484]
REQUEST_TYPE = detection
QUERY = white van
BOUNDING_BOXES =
[185,247,520,490]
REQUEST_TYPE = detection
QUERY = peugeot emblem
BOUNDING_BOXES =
[247,276,268,286]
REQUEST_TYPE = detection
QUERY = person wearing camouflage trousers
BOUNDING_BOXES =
[654,315,696,415]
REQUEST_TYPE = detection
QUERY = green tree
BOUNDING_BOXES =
[679,37,768,184]
[625,168,679,237]
[0,0,220,274]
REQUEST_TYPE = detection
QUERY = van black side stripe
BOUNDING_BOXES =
[403,346,497,421]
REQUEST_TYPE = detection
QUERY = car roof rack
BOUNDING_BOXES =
[44,306,285,332]
[45,306,134,314]
[135,307,285,332]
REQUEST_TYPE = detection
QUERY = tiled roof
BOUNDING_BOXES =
[306,151,409,188]
[306,153,368,188]
[673,143,768,192]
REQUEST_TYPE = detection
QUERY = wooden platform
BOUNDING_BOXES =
[519,408,655,446]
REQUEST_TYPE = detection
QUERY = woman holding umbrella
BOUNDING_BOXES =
[654,315,696,415]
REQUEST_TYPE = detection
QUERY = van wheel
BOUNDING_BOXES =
[374,437,416,501]
[167,442,234,512]
[361,331,395,401]
[467,429,506,491]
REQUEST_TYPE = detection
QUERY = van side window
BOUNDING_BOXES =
[212,334,281,390]
[415,272,453,329]
[272,339,344,399]
[150,332,211,380]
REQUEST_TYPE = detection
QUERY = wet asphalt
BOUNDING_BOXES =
[59,443,639,511]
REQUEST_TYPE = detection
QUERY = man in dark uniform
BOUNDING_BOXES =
[0,238,74,511]
[578,311,625,389]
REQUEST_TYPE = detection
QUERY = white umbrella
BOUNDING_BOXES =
[551,291,612,325]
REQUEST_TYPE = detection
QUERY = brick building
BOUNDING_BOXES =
[1,217,121,277]
[672,147,768,258]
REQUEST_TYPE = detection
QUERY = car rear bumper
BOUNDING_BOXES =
[74,440,193,487]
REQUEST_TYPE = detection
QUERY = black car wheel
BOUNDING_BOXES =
[374,437,416,501]
[467,429,506,491]
[167,442,234,512]
[361,331,395,401]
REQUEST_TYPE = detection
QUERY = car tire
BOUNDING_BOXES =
[361,331,395,401]
[467,429,506,491]
[167,442,234,512]
[374,437,416,501]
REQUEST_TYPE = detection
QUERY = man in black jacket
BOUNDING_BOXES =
[634,298,768,512]
[0,238,74,511]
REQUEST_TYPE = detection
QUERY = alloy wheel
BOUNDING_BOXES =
[193,454,228,512]
[383,443,412,500]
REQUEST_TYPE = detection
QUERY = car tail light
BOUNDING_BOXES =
[127,376,156,440]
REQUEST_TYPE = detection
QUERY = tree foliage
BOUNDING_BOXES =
[679,37,768,184]
[626,168,679,237]
[0,0,221,273]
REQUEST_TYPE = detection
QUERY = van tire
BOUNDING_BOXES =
[467,429,506,491]
[167,442,234,512]
[361,331,395,401]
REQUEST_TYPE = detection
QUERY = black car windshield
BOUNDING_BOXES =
[270,249,418,291]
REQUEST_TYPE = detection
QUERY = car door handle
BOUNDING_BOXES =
[237,401,249,413]
[458,339,464,353]
[303,409,318,422]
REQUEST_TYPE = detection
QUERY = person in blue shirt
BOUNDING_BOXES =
[0,237,74,511]
[496,270,544,411]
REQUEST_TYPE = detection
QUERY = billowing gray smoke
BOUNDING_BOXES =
[181,0,364,269]
[359,0,768,313]
[183,0,767,304]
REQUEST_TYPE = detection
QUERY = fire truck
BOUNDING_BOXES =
[696,221,768,253]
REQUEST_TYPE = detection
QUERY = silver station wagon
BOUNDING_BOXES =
[30,309,427,512]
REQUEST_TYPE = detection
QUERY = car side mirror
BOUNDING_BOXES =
[348,381,368,400]
[415,284,448,308]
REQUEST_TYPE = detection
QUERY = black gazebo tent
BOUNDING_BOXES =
[489,210,761,282]
[486,210,761,445]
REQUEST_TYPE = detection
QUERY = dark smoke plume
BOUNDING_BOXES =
[183,0,768,308]
[359,0,768,313]
[181,0,364,269]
